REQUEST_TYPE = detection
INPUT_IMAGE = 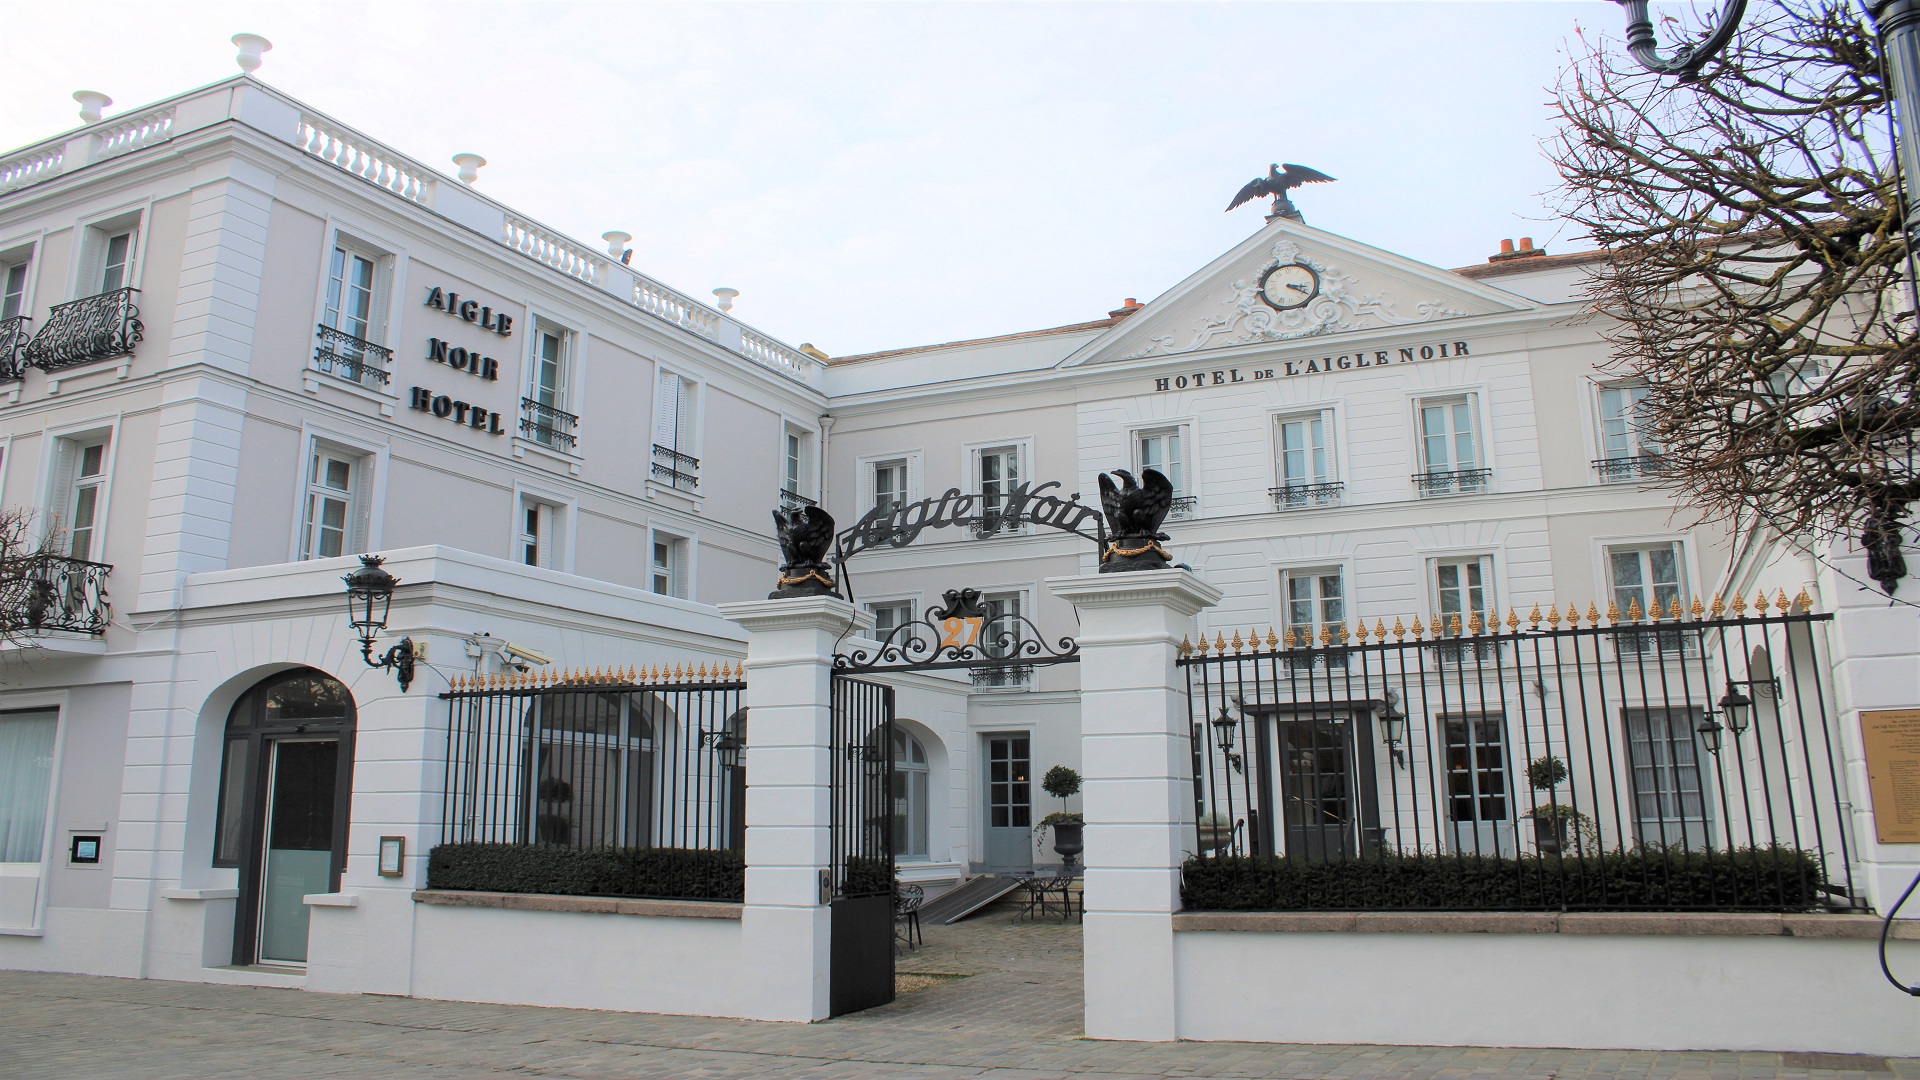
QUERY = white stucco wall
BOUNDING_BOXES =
[1173,928,1920,1054]
[410,904,744,1016]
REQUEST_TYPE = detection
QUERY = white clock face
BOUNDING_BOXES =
[1260,262,1319,311]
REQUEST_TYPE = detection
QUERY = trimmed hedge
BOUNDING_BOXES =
[1180,845,1827,912]
[427,843,744,902]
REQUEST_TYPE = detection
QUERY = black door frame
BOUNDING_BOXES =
[214,669,357,967]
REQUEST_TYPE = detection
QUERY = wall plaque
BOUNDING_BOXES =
[1862,708,1920,843]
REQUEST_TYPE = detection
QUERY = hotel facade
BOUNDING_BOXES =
[0,69,1911,1037]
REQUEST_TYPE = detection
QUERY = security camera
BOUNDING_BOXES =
[502,642,554,667]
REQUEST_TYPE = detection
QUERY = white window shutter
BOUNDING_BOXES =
[905,455,919,502]
[654,370,679,453]
[46,438,78,538]
[534,503,554,569]
[677,380,695,455]
[673,540,690,599]
[350,453,373,554]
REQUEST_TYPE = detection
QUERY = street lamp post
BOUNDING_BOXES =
[343,554,418,692]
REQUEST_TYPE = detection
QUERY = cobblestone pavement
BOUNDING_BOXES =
[2,906,1914,1080]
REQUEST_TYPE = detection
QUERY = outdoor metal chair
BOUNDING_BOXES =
[893,881,924,948]
[1018,872,1078,923]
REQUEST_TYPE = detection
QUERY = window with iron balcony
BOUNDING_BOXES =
[653,370,698,491]
[523,320,579,453]
[311,242,392,388]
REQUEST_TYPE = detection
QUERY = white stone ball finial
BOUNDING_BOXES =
[233,34,272,75]
[602,231,632,258]
[73,91,112,124]
[712,287,738,312]
[452,153,486,185]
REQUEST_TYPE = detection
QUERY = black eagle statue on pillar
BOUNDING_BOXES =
[1097,468,1175,573]
[1227,163,1336,223]
[769,504,839,599]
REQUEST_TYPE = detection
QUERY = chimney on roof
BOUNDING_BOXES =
[73,91,111,125]
[1487,236,1545,263]
[1109,297,1143,319]
[232,34,272,74]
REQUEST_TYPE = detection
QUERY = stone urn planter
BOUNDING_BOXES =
[1051,820,1084,865]
[1195,813,1236,854]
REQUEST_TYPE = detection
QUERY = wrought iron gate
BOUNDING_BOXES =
[825,586,1080,1015]
[829,674,895,1016]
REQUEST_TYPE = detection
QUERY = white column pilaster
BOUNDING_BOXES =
[718,594,862,1023]
[1048,569,1220,1042]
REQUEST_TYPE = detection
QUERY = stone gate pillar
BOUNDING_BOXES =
[717,594,863,1023]
[1048,568,1221,1041]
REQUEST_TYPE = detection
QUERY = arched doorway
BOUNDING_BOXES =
[211,669,355,967]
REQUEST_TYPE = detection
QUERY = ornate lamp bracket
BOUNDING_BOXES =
[1614,0,1748,81]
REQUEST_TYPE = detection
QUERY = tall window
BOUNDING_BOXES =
[1135,428,1185,513]
[1432,556,1493,630]
[871,458,908,515]
[867,600,913,638]
[650,534,688,598]
[1282,567,1345,648]
[0,708,59,929]
[977,591,1029,688]
[323,246,377,343]
[518,497,566,570]
[1274,411,1337,508]
[1596,384,1660,481]
[519,322,576,452]
[301,448,363,560]
[97,230,134,293]
[1,254,29,320]
[1624,707,1713,849]
[653,371,698,490]
[892,728,930,860]
[1443,714,1510,829]
[1607,542,1691,654]
[780,427,813,506]
[1417,395,1486,494]
[50,434,110,562]
[977,445,1021,530]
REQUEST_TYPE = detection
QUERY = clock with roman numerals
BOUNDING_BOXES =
[1258,261,1320,311]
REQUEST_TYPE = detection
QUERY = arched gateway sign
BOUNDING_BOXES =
[834,480,1106,572]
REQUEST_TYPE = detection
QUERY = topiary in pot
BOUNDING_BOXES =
[1524,756,1591,854]
[1034,765,1084,860]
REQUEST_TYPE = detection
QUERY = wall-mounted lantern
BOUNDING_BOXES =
[343,554,417,692]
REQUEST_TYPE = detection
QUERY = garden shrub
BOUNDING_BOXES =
[426,843,744,902]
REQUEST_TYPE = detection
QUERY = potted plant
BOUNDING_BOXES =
[1525,755,1583,855]
[1033,764,1083,865]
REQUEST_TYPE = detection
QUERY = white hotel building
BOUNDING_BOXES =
[0,69,1909,1008]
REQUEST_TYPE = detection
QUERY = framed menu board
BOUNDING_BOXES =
[1862,709,1920,843]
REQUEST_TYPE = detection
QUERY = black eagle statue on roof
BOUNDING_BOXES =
[1097,468,1175,573]
[1227,163,1336,222]
[769,504,839,598]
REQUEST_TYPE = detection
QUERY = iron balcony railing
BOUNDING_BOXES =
[1594,455,1666,483]
[312,324,393,386]
[1178,594,1858,914]
[778,489,817,511]
[520,397,579,452]
[22,288,142,372]
[1167,495,1198,520]
[1,555,111,636]
[1271,482,1345,510]
[972,661,1033,689]
[0,315,30,381]
[1413,468,1493,496]
[652,444,700,490]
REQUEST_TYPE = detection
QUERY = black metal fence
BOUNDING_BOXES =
[440,666,746,854]
[1180,594,1861,913]
[830,675,895,897]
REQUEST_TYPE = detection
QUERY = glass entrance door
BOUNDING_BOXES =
[1277,718,1355,859]
[257,739,340,966]
[981,734,1031,871]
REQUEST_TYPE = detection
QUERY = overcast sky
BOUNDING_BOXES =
[1,1,1619,356]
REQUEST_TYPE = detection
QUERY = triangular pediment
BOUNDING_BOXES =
[1062,217,1535,367]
